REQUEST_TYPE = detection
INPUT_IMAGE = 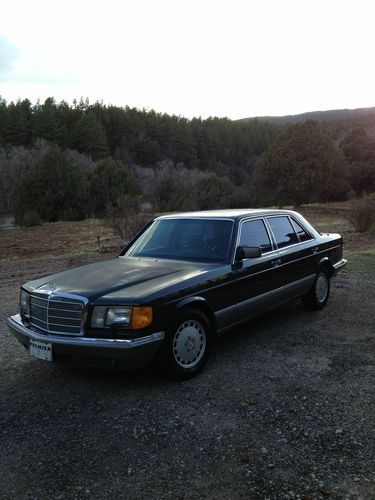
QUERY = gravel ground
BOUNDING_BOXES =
[1,257,374,500]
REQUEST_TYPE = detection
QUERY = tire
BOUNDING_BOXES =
[159,308,212,379]
[303,269,330,310]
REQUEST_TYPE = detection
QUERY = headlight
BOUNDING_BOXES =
[20,290,30,318]
[91,306,132,328]
[90,306,153,330]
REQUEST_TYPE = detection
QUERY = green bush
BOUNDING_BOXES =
[20,209,42,227]
[90,157,138,216]
[192,175,234,210]
[14,146,89,222]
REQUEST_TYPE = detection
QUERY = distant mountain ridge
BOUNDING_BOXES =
[239,106,375,126]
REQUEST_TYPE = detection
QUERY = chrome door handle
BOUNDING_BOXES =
[271,258,282,267]
[312,246,319,254]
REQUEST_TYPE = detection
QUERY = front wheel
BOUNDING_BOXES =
[159,308,212,379]
[303,270,330,310]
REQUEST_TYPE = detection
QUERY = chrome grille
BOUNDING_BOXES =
[29,293,84,335]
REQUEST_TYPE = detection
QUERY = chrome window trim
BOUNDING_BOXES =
[233,216,276,264]
[264,215,315,251]
[232,213,327,265]
[265,214,316,244]
[233,213,318,265]
[275,240,315,252]
[157,216,236,222]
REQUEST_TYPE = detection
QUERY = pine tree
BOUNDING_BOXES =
[1,100,31,146]
[72,111,108,159]
[33,97,63,144]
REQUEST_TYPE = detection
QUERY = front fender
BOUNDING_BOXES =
[175,296,208,310]
[174,296,217,333]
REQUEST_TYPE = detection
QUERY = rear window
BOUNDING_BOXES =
[267,216,299,249]
[290,218,312,242]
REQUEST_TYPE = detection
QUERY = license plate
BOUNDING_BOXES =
[29,339,53,361]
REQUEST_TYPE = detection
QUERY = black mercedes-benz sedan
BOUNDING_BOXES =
[7,209,346,378]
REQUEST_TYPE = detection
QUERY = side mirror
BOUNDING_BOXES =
[235,246,262,261]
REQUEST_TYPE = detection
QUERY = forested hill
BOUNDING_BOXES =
[239,106,375,135]
[1,97,374,227]
[0,96,278,220]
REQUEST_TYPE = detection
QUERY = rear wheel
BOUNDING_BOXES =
[159,308,212,379]
[303,269,330,310]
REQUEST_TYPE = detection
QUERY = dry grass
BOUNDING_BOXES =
[1,203,374,273]
[0,219,117,261]
[299,203,375,273]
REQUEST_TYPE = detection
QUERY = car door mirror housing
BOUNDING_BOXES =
[235,246,262,261]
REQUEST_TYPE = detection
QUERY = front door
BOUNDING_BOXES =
[214,218,282,330]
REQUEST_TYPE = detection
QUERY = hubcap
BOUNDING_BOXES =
[315,273,328,302]
[173,320,206,368]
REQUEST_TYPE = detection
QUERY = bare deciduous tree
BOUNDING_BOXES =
[344,198,375,233]
[104,195,152,243]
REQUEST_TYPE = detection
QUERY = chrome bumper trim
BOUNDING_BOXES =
[333,258,347,273]
[6,314,164,349]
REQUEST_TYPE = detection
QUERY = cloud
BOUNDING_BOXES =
[0,34,21,79]
[0,33,77,85]
[14,49,78,85]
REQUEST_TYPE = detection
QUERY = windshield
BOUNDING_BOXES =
[125,218,233,263]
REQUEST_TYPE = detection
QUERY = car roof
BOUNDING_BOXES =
[157,209,299,220]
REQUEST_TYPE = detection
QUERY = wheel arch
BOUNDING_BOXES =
[175,296,217,333]
[319,257,335,278]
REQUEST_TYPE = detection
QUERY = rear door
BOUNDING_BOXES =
[265,215,316,299]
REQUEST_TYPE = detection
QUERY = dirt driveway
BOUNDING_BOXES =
[1,253,374,499]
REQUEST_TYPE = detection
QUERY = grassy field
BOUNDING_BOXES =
[343,249,375,273]
[0,203,374,273]
[299,202,375,274]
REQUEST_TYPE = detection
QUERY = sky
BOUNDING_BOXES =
[0,0,374,120]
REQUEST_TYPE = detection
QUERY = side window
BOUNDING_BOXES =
[267,216,299,249]
[290,218,312,242]
[239,219,272,253]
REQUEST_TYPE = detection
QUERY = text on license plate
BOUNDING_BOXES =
[29,339,53,361]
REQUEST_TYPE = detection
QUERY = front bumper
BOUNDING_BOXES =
[6,314,165,370]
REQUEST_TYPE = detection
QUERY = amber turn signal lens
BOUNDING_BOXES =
[131,307,153,329]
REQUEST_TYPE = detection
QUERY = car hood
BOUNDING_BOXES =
[24,257,212,302]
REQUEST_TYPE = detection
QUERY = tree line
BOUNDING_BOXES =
[0,97,374,225]
[0,97,276,167]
